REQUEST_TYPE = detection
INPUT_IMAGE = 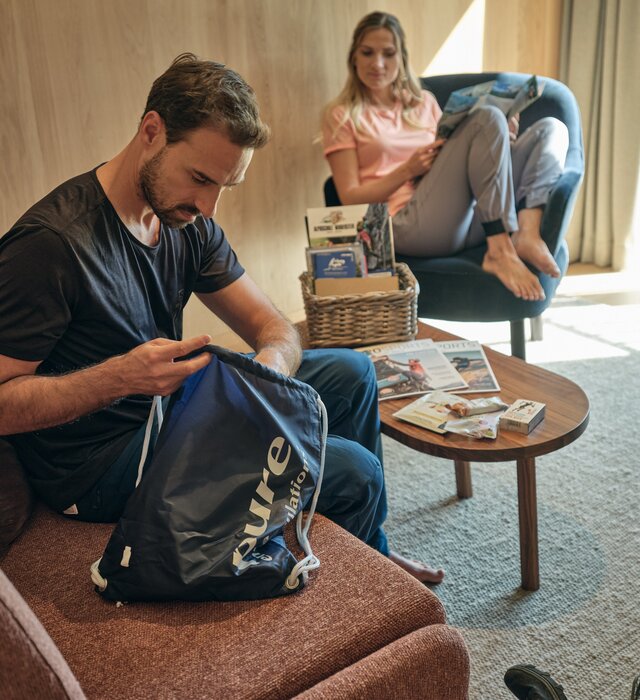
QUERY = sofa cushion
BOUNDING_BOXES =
[294,624,470,700]
[0,438,34,556]
[2,505,447,700]
[0,567,86,699]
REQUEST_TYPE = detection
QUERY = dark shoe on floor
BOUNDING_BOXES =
[632,672,640,700]
[504,664,568,700]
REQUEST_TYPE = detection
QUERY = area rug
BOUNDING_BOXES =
[382,300,640,699]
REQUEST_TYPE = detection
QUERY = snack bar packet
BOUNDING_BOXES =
[445,412,503,439]
[426,391,507,417]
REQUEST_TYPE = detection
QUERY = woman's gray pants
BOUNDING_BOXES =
[392,105,569,257]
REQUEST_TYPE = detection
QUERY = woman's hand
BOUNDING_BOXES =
[508,114,520,142]
[404,139,446,179]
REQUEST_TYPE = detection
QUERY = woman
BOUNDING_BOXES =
[321,11,569,301]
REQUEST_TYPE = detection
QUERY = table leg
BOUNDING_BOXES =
[454,460,472,499]
[517,457,539,591]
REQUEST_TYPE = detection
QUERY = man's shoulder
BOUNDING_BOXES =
[6,168,108,244]
[182,216,225,247]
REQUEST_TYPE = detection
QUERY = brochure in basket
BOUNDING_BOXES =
[358,339,468,400]
[434,340,500,393]
[306,203,395,275]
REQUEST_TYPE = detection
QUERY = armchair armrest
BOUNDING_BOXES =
[542,167,584,257]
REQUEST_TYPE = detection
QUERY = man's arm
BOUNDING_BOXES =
[0,335,213,436]
[196,273,302,377]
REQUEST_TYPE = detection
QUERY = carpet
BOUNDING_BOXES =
[382,300,640,699]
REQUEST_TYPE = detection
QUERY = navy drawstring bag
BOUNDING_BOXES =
[90,345,327,602]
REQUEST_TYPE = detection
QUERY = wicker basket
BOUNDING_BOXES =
[299,262,418,348]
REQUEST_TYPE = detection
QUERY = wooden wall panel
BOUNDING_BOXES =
[483,0,562,77]
[0,0,562,346]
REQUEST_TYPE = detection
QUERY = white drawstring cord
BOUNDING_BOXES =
[90,557,107,591]
[285,397,327,589]
[90,395,164,594]
[135,395,163,488]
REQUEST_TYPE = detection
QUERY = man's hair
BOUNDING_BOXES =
[141,53,270,148]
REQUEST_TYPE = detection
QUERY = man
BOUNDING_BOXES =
[0,53,443,584]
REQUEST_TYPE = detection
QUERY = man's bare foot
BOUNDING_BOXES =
[389,550,445,584]
[482,234,545,301]
[512,232,561,278]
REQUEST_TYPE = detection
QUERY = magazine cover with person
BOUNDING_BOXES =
[358,339,467,400]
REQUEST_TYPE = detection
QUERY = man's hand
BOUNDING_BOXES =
[0,335,213,435]
[110,335,213,396]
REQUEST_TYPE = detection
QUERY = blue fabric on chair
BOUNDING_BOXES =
[323,73,584,359]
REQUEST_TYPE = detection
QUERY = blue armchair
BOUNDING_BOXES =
[324,73,584,359]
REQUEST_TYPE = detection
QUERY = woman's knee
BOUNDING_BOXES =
[534,116,568,136]
[522,117,568,146]
[519,117,569,169]
[469,104,510,135]
[536,117,569,152]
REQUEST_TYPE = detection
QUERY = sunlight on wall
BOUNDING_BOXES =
[422,0,485,76]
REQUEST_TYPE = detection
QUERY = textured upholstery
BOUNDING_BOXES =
[324,73,584,359]
[0,567,86,700]
[294,624,470,700]
[1,505,469,699]
[0,438,34,555]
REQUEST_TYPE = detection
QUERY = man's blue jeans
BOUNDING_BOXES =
[71,348,389,556]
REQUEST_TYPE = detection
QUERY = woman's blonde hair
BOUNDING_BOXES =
[323,11,424,135]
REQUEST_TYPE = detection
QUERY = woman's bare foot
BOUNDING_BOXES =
[512,207,561,278]
[389,550,445,584]
[482,233,545,301]
[512,232,560,278]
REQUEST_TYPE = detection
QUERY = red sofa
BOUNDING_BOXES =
[0,438,470,699]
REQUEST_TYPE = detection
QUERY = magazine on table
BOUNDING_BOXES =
[434,340,500,393]
[357,339,468,400]
[436,74,545,139]
[305,202,395,275]
[393,390,508,439]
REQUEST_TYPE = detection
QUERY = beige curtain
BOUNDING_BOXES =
[561,0,640,270]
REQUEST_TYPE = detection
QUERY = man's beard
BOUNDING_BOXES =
[138,148,199,229]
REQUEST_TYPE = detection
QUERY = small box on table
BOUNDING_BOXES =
[499,399,546,434]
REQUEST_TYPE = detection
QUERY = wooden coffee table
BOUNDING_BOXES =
[378,322,590,591]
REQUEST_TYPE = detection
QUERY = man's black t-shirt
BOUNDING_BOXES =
[0,167,244,511]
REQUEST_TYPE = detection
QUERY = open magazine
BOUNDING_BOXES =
[434,340,500,393]
[358,339,468,400]
[393,391,508,439]
[436,75,544,139]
